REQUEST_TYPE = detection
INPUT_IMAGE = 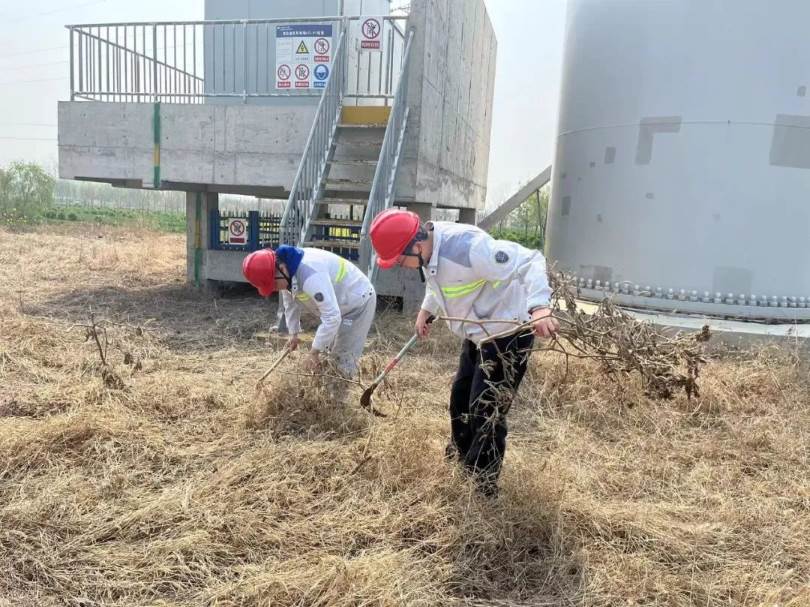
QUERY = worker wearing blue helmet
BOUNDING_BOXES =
[245,245,376,378]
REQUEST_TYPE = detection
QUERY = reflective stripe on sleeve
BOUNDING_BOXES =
[441,279,487,299]
[335,258,348,284]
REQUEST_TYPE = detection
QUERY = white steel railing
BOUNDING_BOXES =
[279,29,349,245]
[66,16,407,103]
[359,29,414,276]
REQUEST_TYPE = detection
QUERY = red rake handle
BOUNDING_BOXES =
[369,333,419,389]
[368,315,434,389]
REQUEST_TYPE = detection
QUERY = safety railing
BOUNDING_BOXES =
[66,16,407,103]
[359,29,414,277]
[279,29,348,245]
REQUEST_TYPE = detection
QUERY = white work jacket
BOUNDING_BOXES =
[281,248,375,351]
[420,222,552,344]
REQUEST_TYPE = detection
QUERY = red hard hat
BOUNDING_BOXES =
[369,209,421,269]
[242,249,278,297]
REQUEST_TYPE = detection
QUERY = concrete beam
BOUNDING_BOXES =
[59,101,316,194]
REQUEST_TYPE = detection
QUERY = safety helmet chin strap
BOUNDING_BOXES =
[401,247,426,283]
[277,266,293,291]
[404,224,432,282]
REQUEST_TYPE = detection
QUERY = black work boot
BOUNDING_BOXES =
[476,475,500,500]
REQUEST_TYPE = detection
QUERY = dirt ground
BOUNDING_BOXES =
[0,223,808,606]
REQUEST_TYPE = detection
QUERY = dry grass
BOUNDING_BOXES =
[0,223,808,606]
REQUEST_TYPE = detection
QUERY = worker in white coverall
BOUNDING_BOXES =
[242,245,376,377]
[369,209,559,496]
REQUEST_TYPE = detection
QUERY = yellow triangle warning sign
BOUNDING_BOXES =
[296,41,309,54]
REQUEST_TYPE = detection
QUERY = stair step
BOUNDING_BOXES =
[310,218,363,227]
[325,179,372,190]
[304,240,361,249]
[338,123,386,129]
[323,191,371,201]
[316,197,368,205]
[334,130,385,149]
[340,106,391,126]
[328,158,378,167]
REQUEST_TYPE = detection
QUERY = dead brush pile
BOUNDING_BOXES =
[0,224,808,606]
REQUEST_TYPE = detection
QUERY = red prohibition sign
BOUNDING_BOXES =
[314,37,330,55]
[295,64,310,80]
[277,64,291,80]
[362,18,381,39]
[229,220,245,236]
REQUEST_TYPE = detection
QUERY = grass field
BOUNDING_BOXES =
[3,202,186,233]
[0,222,807,606]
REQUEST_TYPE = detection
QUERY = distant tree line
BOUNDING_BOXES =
[56,180,187,213]
[55,179,284,215]
[489,188,549,251]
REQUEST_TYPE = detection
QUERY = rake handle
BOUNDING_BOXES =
[369,333,419,388]
[256,347,291,386]
[368,315,435,389]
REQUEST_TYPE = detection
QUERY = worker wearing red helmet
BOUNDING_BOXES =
[242,246,376,378]
[369,209,559,496]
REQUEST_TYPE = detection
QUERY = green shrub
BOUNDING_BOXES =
[0,162,55,221]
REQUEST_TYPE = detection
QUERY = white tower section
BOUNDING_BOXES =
[546,0,810,320]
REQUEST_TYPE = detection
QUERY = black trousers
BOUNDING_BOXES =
[449,331,534,487]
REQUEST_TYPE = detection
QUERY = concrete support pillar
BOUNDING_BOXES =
[406,201,433,222]
[185,191,218,287]
[458,207,476,225]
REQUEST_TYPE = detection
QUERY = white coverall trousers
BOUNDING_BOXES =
[329,286,376,377]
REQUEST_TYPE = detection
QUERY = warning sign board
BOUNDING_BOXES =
[227,218,247,245]
[276,24,333,90]
[360,17,382,51]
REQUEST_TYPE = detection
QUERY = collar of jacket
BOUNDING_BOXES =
[425,222,442,278]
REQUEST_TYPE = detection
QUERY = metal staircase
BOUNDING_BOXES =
[280,28,414,281]
[303,122,386,261]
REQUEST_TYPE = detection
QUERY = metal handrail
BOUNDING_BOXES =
[359,29,414,277]
[279,27,349,245]
[67,16,408,103]
[66,16,407,28]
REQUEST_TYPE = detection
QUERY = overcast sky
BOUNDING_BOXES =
[0,0,566,207]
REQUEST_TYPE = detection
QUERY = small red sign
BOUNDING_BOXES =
[362,18,381,40]
[361,18,382,50]
[228,219,247,244]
